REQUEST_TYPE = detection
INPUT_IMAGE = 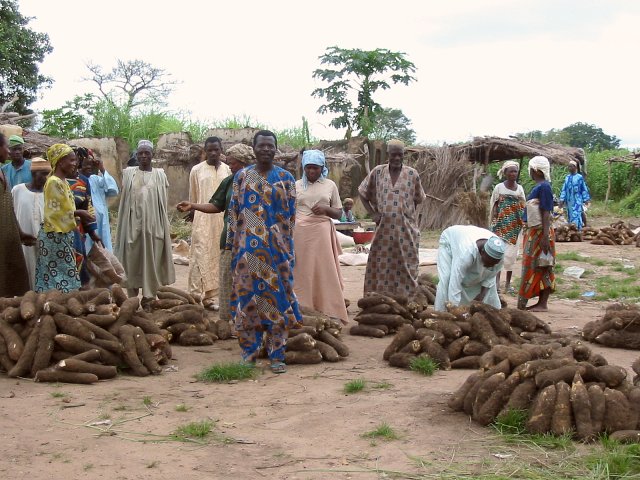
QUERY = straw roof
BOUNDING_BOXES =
[406,136,585,167]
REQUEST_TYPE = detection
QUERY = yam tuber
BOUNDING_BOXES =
[57,358,117,379]
[286,333,316,352]
[551,381,574,436]
[285,349,323,364]
[34,369,98,384]
[527,384,557,434]
[349,325,386,338]
[383,324,415,361]
[0,319,24,361]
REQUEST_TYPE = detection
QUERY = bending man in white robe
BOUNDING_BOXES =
[435,225,506,311]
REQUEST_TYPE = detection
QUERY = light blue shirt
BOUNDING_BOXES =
[85,171,119,252]
[1,159,32,189]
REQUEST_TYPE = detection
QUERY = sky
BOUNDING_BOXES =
[18,0,640,147]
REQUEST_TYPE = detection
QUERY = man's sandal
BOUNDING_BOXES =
[270,362,287,374]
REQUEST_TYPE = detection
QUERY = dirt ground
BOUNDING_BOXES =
[2,234,640,479]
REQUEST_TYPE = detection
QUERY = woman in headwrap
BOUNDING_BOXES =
[293,149,348,324]
[517,156,555,311]
[0,133,34,297]
[35,144,94,293]
[489,160,526,294]
[558,160,590,230]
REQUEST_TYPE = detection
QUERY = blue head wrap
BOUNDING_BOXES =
[301,150,328,190]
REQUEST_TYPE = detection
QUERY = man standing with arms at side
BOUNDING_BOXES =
[115,140,175,308]
[358,139,426,299]
[227,131,300,373]
[186,137,231,309]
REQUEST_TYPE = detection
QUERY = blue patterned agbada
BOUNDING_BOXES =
[559,172,590,230]
[226,165,302,362]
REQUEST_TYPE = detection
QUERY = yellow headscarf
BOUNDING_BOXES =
[47,144,74,171]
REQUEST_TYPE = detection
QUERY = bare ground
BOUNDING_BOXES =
[2,237,640,479]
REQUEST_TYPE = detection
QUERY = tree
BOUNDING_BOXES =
[0,0,53,114]
[85,59,178,109]
[516,122,620,151]
[40,94,96,138]
[368,108,416,144]
[561,122,621,151]
[312,47,416,139]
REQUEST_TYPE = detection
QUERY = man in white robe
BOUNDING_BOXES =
[11,158,49,288]
[435,225,505,311]
[115,140,175,305]
[186,137,231,309]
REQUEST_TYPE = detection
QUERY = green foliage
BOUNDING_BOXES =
[172,420,213,440]
[368,107,416,144]
[516,122,621,151]
[196,362,256,382]
[409,356,439,376]
[40,94,96,138]
[174,404,190,412]
[361,422,399,440]
[586,438,640,478]
[0,0,53,114]
[492,409,527,435]
[312,46,416,138]
[343,378,366,394]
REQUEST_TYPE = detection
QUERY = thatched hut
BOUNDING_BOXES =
[404,136,584,229]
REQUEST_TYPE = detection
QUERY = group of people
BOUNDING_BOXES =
[1,128,585,372]
[436,154,588,314]
[0,134,119,295]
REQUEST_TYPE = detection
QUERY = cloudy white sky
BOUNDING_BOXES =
[19,0,640,147]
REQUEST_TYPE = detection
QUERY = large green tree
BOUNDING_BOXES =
[516,122,621,151]
[0,0,52,114]
[312,47,416,139]
[368,108,416,144]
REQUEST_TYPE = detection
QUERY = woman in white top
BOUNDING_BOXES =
[489,161,526,294]
[12,158,49,288]
[293,150,348,323]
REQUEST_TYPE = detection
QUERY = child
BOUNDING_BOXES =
[340,197,355,222]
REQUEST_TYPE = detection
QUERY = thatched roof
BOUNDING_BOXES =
[406,136,585,167]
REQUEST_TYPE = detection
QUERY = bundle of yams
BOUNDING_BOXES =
[588,221,635,246]
[349,275,444,339]
[282,306,349,364]
[0,286,230,384]
[554,223,582,242]
[380,301,552,370]
[448,340,640,442]
[583,303,640,350]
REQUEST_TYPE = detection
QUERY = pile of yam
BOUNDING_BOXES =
[582,226,600,242]
[382,301,553,371]
[0,285,232,384]
[349,293,414,338]
[284,306,349,364]
[448,337,640,441]
[554,224,582,242]
[583,303,640,350]
[590,221,635,246]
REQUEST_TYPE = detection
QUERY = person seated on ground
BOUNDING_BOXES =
[434,225,506,311]
[340,197,356,222]
[339,197,356,236]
